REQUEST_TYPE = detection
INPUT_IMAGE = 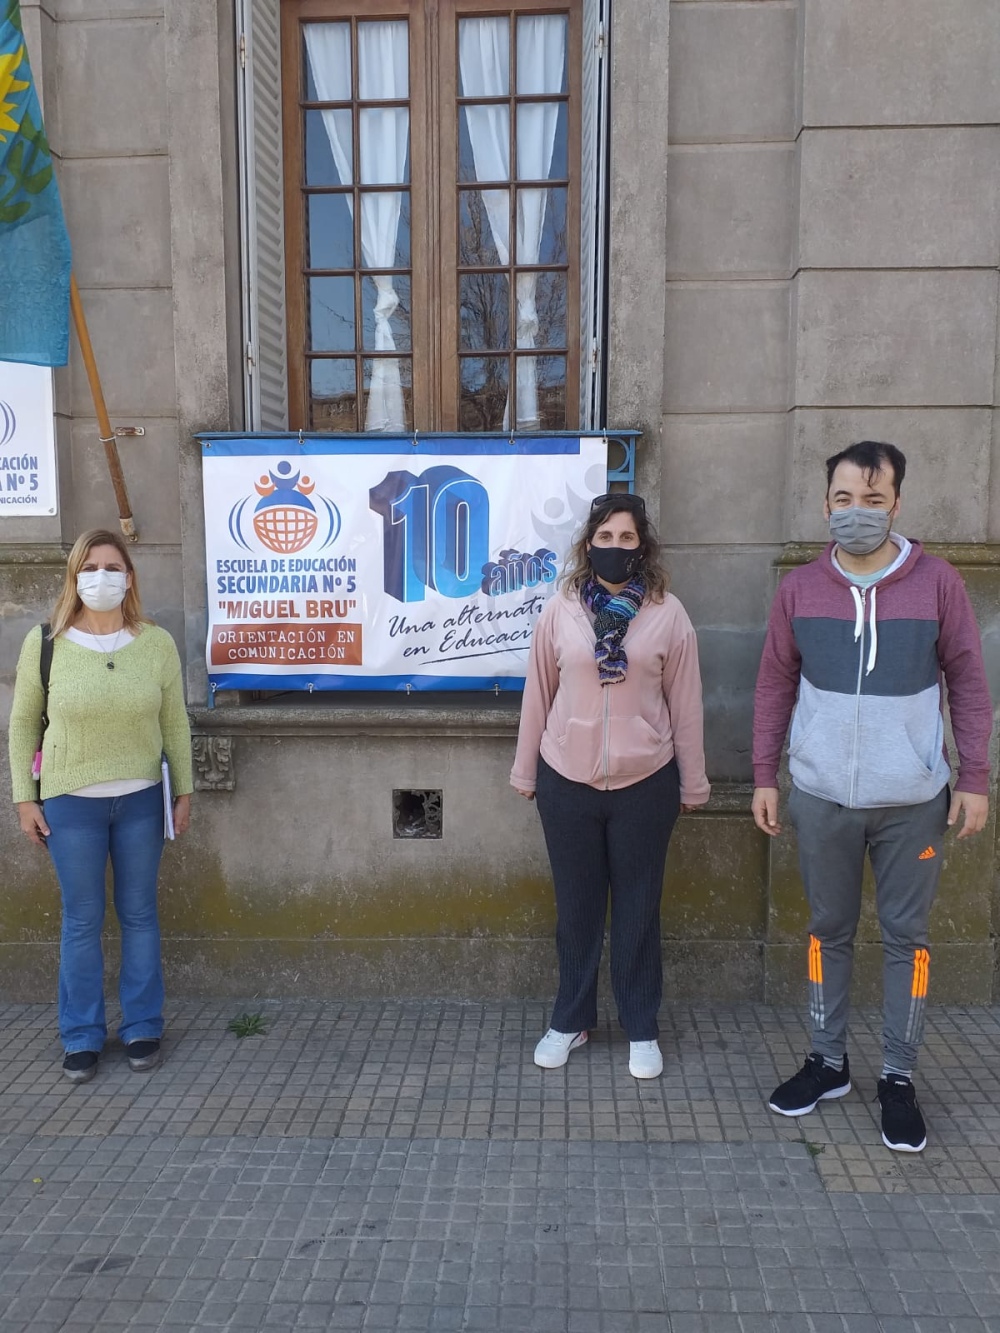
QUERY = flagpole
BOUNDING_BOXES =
[68,273,137,542]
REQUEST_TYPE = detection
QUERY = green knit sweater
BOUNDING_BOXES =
[8,624,194,804]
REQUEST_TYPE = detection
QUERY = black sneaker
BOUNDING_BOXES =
[62,1051,99,1083]
[768,1052,851,1116]
[126,1039,161,1072]
[877,1075,926,1152]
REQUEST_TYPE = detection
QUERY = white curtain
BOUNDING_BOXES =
[304,22,409,431]
[458,19,511,267]
[459,16,565,428]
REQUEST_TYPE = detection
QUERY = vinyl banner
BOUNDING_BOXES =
[0,361,58,516]
[200,435,608,691]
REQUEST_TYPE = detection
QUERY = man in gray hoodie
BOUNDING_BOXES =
[752,441,992,1152]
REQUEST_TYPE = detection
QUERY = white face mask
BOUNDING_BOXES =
[77,569,128,613]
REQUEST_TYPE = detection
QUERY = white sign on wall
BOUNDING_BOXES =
[200,434,608,692]
[0,361,58,516]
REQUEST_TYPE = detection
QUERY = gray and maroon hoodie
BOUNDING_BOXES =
[753,539,992,809]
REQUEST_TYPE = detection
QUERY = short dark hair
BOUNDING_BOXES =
[825,440,906,497]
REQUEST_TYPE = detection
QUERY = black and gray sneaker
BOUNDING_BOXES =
[877,1075,926,1152]
[768,1052,851,1116]
[126,1039,161,1072]
[62,1051,98,1083]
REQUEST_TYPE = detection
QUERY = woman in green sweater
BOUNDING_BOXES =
[9,529,193,1083]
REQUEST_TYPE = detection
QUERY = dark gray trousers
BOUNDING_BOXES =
[535,757,680,1041]
[788,783,949,1070]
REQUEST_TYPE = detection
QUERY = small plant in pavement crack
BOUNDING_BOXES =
[227,1012,268,1038]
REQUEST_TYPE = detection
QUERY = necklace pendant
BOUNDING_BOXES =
[107,661,115,670]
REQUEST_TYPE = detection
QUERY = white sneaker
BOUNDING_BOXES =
[629,1040,663,1079]
[533,1029,588,1069]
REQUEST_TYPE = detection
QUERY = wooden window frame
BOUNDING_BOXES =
[281,0,581,432]
[281,0,430,431]
[439,0,581,432]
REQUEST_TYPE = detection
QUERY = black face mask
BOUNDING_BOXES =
[589,545,640,585]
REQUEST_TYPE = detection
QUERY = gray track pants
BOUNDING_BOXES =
[787,783,949,1071]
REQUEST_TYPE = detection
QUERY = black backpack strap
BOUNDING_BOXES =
[39,622,53,728]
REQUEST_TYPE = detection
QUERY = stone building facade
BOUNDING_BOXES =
[2,0,999,1002]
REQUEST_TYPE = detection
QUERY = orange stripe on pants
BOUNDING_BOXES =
[808,935,823,985]
[911,948,930,999]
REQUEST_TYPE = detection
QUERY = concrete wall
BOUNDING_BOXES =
[663,0,799,784]
[1,0,998,1004]
[662,0,1000,999]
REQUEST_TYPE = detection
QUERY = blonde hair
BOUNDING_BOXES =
[49,529,148,637]
[559,498,669,603]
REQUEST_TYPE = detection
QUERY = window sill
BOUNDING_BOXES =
[188,695,522,738]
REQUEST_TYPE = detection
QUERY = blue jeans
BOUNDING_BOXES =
[44,784,165,1053]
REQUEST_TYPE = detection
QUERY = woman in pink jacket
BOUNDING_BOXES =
[511,493,710,1079]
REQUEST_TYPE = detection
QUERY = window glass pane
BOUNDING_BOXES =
[359,109,410,185]
[363,275,411,352]
[308,193,354,270]
[303,23,352,102]
[517,355,566,429]
[358,21,409,100]
[458,17,510,97]
[518,271,566,349]
[310,359,357,430]
[459,356,509,431]
[516,15,567,94]
[516,188,567,265]
[460,274,510,351]
[459,190,508,267]
[363,357,413,431]
[396,193,412,268]
[306,110,352,187]
[309,276,356,351]
[516,103,567,181]
[359,192,411,267]
[458,105,510,184]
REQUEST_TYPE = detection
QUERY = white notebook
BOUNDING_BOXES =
[162,756,175,840]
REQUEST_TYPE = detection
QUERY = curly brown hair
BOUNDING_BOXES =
[559,495,669,603]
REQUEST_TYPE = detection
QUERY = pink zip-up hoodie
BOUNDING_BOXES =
[511,590,711,804]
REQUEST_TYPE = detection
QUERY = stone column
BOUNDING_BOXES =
[662,0,800,781]
[767,0,1000,1001]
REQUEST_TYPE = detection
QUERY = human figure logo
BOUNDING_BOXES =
[227,461,341,555]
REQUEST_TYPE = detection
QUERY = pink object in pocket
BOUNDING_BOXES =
[31,749,42,781]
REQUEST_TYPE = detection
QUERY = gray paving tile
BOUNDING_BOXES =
[2,1001,1000,1332]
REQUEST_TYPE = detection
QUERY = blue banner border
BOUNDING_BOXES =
[198,432,600,457]
[208,672,526,693]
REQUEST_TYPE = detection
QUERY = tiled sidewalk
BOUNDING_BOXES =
[1,1000,1000,1331]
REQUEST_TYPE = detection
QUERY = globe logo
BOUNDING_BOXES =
[228,460,340,554]
[0,400,15,450]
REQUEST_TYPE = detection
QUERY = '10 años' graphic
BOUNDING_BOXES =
[369,466,558,604]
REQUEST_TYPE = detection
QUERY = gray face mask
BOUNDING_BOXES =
[828,506,892,556]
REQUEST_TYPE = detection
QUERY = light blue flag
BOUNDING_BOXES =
[0,0,71,366]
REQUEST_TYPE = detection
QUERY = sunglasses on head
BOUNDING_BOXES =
[590,492,646,514]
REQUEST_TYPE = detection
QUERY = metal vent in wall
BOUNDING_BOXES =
[392,790,443,839]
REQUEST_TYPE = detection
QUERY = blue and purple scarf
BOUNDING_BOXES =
[581,575,645,684]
